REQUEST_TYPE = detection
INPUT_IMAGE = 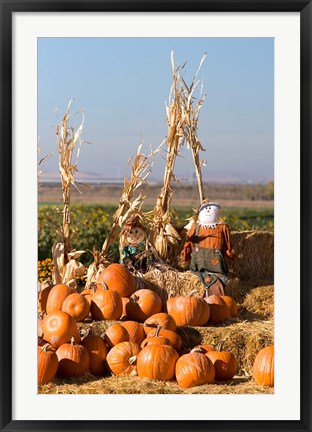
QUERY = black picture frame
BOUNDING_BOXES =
[1,1,311,431]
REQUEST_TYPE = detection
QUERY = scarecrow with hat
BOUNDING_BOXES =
[119,214,147,270]
[181,201,235,296]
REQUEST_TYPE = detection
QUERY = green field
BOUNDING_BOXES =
[38,204,273,265]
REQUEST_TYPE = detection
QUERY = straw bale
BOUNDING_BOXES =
[240,285,274,320]
[228,230,274,282]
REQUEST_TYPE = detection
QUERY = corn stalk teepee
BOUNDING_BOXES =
[150,52,207,264]
[52,100,86,287]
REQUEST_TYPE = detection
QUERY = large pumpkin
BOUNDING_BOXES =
[137,344,179,381]
[166,296,210,326]
[103,323,130,349]
[42,311,81,348]
[62,292,90,322]
[97,263,136,298]
[252,345,274,387]
[106,341,141,376]
[207,349,237,381]
[46,284,76,314]
[56,338,90,378]
[175,352,215,389]
[38,343,58,385]
[91,282,122,321]
[120,321,145,345]
[204,295,231,323]
[81,334,108,376]
[125,289,162,323]
[143,313,176,335]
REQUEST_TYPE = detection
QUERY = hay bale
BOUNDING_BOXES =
[228,230,274,282]
[240,285,274,320]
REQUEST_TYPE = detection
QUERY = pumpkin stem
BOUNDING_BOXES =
[128,355,137,365]
[216,340,225,351]
[97,281,108,291]
[155,325,161,337]
[41,343,50,352]
[144,323,158,329]
[70,336,75,346]
[192,346,205,354]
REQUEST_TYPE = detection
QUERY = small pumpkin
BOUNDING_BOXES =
[62,292,90,322]
[143,313,176,335]
[220,295,238,318]
[206,343,237,381]
[97,263,136,298]
[56,337,90,378]
[166,295,210,326]
[81,333,108,376]
[137,344,179,381]
[204,295,231,323]
[103,323,130,349]
[38,343,58,385]
[175,352,215,389]
[91,282,122,321]
[126,289,162,323]
[38,282,53,315]
[106,341,140,376]
[42,310,81,348]
[141,325,172,349]
[252,345,274,387]
[46,283,76,315]
[146,326,182,351]
[120,321,145,345]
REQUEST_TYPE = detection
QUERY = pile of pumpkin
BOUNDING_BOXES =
[38,263,274,389]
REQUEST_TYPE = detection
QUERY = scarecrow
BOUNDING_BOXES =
[119,214,147,270]
[181,201,235,296]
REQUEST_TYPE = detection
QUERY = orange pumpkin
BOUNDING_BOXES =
[141,325,172,348]
[137,344,179,381]
[62,292,90,322]
[120,321,145,345]
[146,327,182,351]
[106,341,140,376]
[220,295,238,317]
[80,288,93,305]
[166,296,210,326]
[38,283,53,315]
[143,312,176,335]
[38,343,58,385]
[252,345,274,387]
[42,311,81,348]
[190,344,215,355]
[204,295,231,323]
[97,263,136,298]
[126,289,162,323]
[207,349,237,381]
[56,338,90,378]
[46,283,76,314]
[81,334,108,376]
[103,323,130,349]
[91,282,122,321]
[175,352,215,389]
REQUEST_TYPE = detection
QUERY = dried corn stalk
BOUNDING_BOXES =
[52,100,85,286]
[150,52,207,263]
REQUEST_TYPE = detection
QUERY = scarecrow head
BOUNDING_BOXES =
[121,214,146,246]
[198,202,222,226]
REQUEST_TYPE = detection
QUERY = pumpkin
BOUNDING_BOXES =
[97,263,136,298]
[80,288,93,305]
[46,283,75,314]
[81,334,108,376]
[146,327,182,351]
[220,295,238,318]
[56,337,90,378]
[38,318,44,338]
[106,341,140,376]
[91,282,122,321]
[143,313,176,335]
[207,344,237,381]
[166,296,210,326]
[204,295,231,323]
[62,292,90,322]
[42,310,81,348]
[175,352,215,389]
[126,289,162,323]
[252,345,274,387]
[38,343,58,385]
[120,321,145,345]
[141,325,172,348]
[103,323,130,349]
[38,283,53,315]
[190,344,215,355]
[137,344,179,381]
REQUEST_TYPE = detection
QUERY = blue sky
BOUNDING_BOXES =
[38,37,274,183]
